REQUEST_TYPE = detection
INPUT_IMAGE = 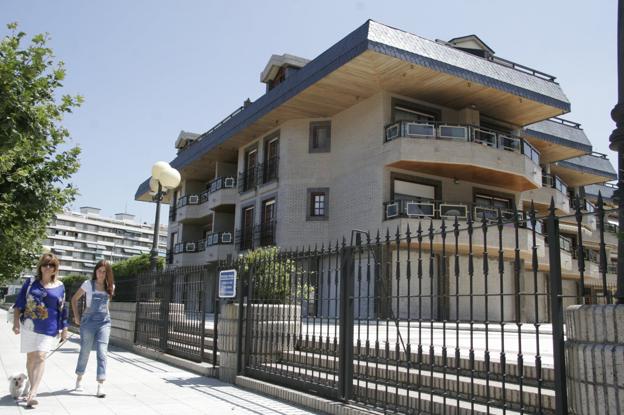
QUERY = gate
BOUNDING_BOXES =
[241,201,619,414]
[135,265,218,364]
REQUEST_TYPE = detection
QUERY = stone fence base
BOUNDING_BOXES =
[108,302,136,348]
[565,304,624,414]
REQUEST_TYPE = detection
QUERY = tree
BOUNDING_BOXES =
[243,246,314,304]
[111,253,164,279]
[0,23,82,284]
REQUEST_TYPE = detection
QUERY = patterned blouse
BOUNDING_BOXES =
[15,277,69,336]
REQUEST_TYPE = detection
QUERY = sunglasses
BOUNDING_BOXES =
[42,263,56,269]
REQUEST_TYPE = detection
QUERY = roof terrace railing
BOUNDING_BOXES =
[185,105,246,147]
[486,55,557,82]
[384,121,540,165]
[550,117,582,129]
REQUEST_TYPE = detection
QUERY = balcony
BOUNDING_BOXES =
[382,199,545,257]
[236,220,277,251]
[560,199,597,232]
[171,232,235,265]
[175,176,236,222]
[238,157,280,194]
[383,121,541,191]
[520,173,570,214]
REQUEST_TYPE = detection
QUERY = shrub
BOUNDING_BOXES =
[243,246,314,304]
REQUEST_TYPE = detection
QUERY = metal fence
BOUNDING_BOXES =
[134,265,218,364]
[238,199,619,414]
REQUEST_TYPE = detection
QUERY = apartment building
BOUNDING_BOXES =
[135,21,616,319]
[44,207,168,278]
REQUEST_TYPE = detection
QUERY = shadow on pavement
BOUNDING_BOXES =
[164,376,314,415]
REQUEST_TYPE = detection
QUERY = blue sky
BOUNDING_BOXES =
[1,0,618,224]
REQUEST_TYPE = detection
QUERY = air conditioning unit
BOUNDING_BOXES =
[224,177,235,188]
[406,201,434,218]
[221,232,232,243]
[386,202,399,219]
[188,195,199,204]
[185,242,196,252]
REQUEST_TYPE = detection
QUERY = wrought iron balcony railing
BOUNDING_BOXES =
[172,231,234,255]
[176,176,236,208]
[238,157,280,193]
[383,199,521,222]
[235,220,277,250]
[384,121,540,165]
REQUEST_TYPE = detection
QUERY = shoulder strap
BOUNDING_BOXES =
[25,277,35,298]
[90,279,96,291]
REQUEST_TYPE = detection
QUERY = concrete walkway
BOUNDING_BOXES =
[0,309,324,415]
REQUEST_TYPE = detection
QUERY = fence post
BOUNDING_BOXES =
[546,200,568,415]
[339,244,355,401]
[159,271,172,352]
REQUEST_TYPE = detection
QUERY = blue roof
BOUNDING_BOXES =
[523,119,592,153]
[136,20,571,199]
[557,155,617,180]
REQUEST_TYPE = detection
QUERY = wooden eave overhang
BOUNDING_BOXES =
[136,20,571,202]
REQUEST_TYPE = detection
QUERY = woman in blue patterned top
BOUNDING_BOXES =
[12,253,69,407]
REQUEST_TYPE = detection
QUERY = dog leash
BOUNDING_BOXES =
[45,332,75,360]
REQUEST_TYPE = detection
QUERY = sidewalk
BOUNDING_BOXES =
[0,309,324,415]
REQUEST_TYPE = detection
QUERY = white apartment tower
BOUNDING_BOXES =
[43,206,167,278]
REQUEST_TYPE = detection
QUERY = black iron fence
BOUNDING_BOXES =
[134,265,218,364]
[237,198,619,414]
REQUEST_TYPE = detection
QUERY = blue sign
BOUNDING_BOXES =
[218,269,237,299]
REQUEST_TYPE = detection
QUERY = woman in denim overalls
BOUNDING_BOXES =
[71,260,114,398]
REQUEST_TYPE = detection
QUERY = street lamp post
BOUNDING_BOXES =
[149,161,181,272]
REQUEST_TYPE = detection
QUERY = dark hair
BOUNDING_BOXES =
[36,253,60,281]
[92,260,115,297]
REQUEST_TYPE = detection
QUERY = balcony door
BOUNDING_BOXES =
[242,206,254,250]
[264,136,279,183]
[261,199,276,246]
[245,148,257,189]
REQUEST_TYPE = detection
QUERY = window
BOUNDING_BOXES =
[309,121,331,153]
[307,188,329,220]
[241,206,255,250]
[391,178,438,218]
[474,193,513,221]
[391,99,438,123]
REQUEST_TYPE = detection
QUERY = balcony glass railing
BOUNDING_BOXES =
[542,173,568,195]
[176,177,236,208]
[173,232,234,254]
[570,198,596,213]
[384,121,538,165]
